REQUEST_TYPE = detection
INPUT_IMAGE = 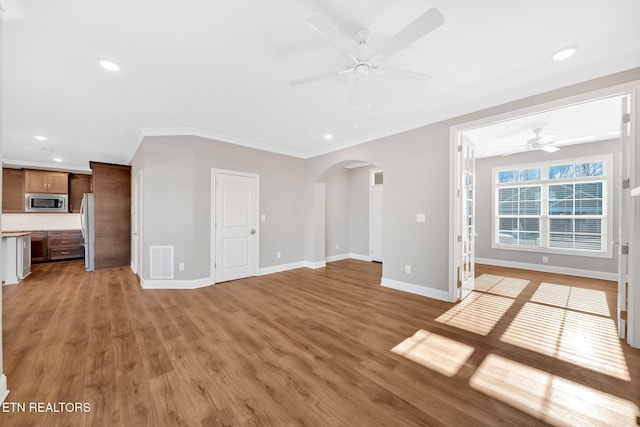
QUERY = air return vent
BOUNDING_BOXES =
[150,246,174,279]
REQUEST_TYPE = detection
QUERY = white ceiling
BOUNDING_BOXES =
[2,0,640,170]
[465,95,624,158]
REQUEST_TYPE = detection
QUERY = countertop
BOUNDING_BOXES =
[2,232,32,238]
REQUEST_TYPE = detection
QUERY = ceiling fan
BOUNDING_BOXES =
[496,128,560,155]
[290,8,445,108]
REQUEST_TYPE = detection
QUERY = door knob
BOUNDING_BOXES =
[250,229,256,235]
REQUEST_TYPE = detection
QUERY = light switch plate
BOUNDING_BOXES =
[261,214,266,222]
[416,213,426,222]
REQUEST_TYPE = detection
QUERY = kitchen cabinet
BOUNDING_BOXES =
[25,170,69,194]
[30,231,47,263]
[47,230,84,260]
[90,161,131,270]
[2,168,25,213]
[68,174,92,213]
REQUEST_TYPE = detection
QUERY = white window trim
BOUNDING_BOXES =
[491,154,613,259]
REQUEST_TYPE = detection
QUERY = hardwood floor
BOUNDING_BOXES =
[1,260,639,426]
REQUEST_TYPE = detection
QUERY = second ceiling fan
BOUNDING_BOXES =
[290,8,445,108]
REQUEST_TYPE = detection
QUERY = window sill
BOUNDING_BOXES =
[491,243,613,259]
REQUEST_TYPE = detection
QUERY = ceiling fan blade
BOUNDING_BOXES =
[376,66,432,85]
[289,68,345,86]
[376,8,444,61]
[306,13,357,61]
[348,73,370,108]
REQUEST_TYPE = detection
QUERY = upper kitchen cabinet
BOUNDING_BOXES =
[90,161,131,270]
[2,168,25,213]
[25,170,69,194]
[68,174,92,213]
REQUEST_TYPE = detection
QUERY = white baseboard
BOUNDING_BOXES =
[348,253,372,262]
[130,262,137,274]
[325,253,350,262]
[475,257,618,281]
[303,260,326,269]
[258,262,305,275]
[140,276,213,290]
[0,374,9,403]
[381,277,450,302]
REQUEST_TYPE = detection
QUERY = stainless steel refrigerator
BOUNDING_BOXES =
[80,193,95,271]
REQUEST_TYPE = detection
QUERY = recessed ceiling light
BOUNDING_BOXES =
[35,135,48,141]
[53,157,63,162]
[323,133,333,140]
[554,135,596,144]
[552,46,577,61]
[99,60,121,71]
[482,151,492,155]
[540,146,560,153]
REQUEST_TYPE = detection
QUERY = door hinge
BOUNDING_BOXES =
[457,189,461,197]
[622,113,631,123]
[214,262,217,269]
[457,235,462,242]
[622,178,630,189]
[457,145,463,152]
[622,244,629,255]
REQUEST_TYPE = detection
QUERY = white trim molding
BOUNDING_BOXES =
[258,262,305,276]
[140,277,213,290]
[304,260,326,269]
[0,374,9,403]
[381,277,450,302]
[475,257,618,281]
[348,253,372,262]
[325,253,350,263]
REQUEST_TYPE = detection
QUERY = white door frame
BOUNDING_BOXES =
[133,170,143,276]
[448,82,640,349]
[369,168,383,262]
[210,168,260,284]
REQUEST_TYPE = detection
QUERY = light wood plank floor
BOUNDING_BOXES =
[1,260,639,426]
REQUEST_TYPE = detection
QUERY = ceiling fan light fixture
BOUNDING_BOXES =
[552,46,577,61]
[540,145,560,153]
[99,60,121,71]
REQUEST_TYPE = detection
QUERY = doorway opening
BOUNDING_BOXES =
[449,83,639,349]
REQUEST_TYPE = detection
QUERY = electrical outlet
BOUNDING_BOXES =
[261,214,266,222]
[405,265,411,274]
[178,262,185,271]
[542,256,549,263]
[276,251,281,258]
[416,213,426,222]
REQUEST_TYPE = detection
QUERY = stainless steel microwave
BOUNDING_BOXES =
[25,193,68,212]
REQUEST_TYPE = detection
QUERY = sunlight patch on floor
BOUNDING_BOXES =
[474,274,529,298]
[532,282,611,317]
[470,354,639,427]
[435,292,514,336]
[500,302,630,381]
[391,329,474,377]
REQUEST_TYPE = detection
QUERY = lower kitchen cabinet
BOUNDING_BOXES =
[31,230,84,263]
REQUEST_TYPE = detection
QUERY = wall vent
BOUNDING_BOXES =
[150,246,174,279]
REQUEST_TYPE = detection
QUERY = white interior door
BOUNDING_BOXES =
[133,172,142,276]
[370,185,383,262]
[215,171,259,282]
[459,136,476,300]
[618,97,631,338]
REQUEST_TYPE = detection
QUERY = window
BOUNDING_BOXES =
[493,156,611,258]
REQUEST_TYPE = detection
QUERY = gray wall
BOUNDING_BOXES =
[0,19,5,384]
[131,136,307,280]
[475,139,620,273]
[349,166,374,257]
[131,68,640,295]
[325,168,350,256]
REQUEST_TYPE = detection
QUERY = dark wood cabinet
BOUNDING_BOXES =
[90,161,131,270]
[25,170,69,194]
[31,231,47,263]
[47,230,84,261]
[2,168,25,213]
[68,174,92,213]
